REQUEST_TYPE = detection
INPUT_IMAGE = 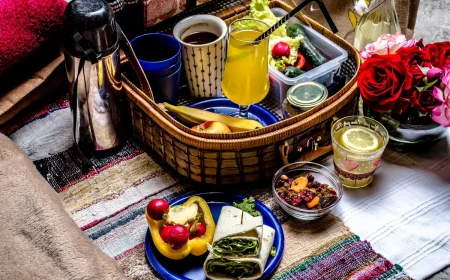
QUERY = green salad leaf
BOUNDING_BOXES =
[249,0,286,37]
[270,246,276,257]
[206,258,260,278]
[213,238,259,256]
[233,197,261,217]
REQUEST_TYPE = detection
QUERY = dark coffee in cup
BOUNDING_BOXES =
[183,32,219,45]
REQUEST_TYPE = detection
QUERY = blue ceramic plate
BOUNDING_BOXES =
[144,192,284,280]
[188,98,279,126]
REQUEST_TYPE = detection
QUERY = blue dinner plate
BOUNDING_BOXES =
[188,98,279,126]
[144,192,284,280]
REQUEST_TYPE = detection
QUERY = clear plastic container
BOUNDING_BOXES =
[270,8,348,102]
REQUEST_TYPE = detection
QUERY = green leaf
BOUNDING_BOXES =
[415,86,425,92]
[423,79,438,91]
[418,65,430,76]
[233,197,261,217]
[213,238,259,256]
[206,258,260,278]
[270,246,276,257]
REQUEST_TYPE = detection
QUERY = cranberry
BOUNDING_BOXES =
[307,174,314,182]
[293,197,303,206]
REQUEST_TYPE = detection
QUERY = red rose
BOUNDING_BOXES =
[435,41,450,49]
[396,46,429,86]
[416,39,425,49]
[392,97,411,115]
[424,43,439,66]
[434,41,450,68]
[410,89,442,114]
[358,54,413,113]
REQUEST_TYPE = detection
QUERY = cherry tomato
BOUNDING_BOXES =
[295,52,306,70]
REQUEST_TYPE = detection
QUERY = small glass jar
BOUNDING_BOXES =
[282,82,328,119]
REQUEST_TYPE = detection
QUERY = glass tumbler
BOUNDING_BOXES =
[331,116,389,188]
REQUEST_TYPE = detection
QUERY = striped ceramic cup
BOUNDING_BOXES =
[173,15,227,99]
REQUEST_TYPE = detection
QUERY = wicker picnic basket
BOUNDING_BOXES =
[122,0,361,185]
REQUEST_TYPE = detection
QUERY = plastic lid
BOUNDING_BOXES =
[63,0,118,57]
[287,82,328,111]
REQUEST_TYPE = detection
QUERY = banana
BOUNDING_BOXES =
[163,103,263,132]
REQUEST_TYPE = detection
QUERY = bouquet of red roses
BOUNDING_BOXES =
[358,33,450,127]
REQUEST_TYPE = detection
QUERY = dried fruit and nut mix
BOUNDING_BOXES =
[275,173,338,209]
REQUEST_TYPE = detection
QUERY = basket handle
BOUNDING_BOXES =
[279,115,339,165]
[116,22,154,101]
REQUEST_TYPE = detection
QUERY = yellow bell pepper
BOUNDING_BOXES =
[145,196,216,260]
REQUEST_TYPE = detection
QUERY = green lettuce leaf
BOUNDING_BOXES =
[270,58,285,72]
[249,0,286,37]
[213,238,259,256]
[206,258,260,278]
[270,246,276,257]
[233,197,261,217]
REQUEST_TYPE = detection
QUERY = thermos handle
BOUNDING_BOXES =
[116,22,154,101]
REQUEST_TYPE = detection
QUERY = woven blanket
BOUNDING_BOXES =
[0,92,410,280]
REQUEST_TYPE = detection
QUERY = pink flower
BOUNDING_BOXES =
[360,32,417,60]
[440,64,450,86]
[427,67,442,80]
[431,65,450,127]
[431,87,450,127]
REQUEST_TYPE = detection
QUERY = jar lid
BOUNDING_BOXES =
[286,82,328,111]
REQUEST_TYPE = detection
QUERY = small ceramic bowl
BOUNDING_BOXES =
[272,162,343,220]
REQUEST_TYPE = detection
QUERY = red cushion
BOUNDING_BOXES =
[0,0,67,76]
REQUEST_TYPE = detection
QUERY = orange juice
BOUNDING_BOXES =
[222,30,269,106]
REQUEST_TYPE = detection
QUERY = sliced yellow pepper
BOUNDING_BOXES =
[145,196,216,260]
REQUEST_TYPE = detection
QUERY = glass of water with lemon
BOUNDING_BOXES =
[331,116,389,188]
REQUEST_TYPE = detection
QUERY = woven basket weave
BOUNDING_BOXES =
[123,0,361,185]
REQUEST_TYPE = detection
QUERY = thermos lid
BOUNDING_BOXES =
[286,82,328,111]
[64,0,118,58]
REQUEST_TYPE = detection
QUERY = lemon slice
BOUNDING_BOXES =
[341,127,379,152]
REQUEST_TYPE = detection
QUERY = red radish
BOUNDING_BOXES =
[147,199,169,220]
[190,224,206,239]
[160,225,173,243]
[167,224,190,249]
[272,42,290,59]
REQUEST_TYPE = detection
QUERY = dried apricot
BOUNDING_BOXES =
[291,176,308,192]
[306,196,320,208]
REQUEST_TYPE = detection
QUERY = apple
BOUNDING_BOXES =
[192,121,231,134]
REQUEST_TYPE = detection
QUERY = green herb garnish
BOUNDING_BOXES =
[233,197,261,217]
[270,246,276,257]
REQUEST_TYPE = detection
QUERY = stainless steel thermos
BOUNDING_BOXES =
[63,0,123,153]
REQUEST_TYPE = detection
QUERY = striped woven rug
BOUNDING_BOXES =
[0,92,411,280]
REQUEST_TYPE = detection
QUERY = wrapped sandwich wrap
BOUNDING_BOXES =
[210,206,263,257]
[204,206,275,280]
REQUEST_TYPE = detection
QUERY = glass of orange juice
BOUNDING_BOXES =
[222,19,270,119]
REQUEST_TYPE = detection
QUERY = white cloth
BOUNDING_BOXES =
[327,132,450,280]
